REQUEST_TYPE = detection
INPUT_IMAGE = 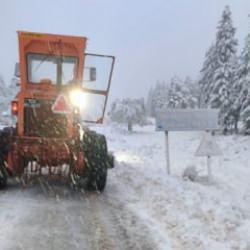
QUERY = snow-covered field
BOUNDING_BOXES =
[0,124,250,250]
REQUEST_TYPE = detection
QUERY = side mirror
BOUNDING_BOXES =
[14,62,20,78]
[89,67,96,82]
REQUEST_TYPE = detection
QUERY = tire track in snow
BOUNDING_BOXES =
[86,193,117,250]
[0,184,94,250]
[1,182,165,250]
[110,161,189,250]
[86,188,171,250]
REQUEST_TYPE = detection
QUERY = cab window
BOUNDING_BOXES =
[27,54,78,85]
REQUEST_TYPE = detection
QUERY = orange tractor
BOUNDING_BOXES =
[0,31,115,191]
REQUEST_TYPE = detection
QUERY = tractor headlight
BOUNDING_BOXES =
[69,89,87,109]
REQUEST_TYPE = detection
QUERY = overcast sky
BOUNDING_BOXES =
[0,0,250,101]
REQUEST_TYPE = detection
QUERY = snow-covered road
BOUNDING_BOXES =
[1,124,250,249]
[0,183,167,250]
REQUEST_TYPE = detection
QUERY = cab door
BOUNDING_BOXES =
[81,53,115,123]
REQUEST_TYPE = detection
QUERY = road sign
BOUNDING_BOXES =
[52,94,71,114]
[156,109,220,131]
[155,109,220,176]
[195,133,222,157]
[195,132,222,182]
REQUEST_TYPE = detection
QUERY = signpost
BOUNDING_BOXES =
[155,109,220,175]
[165,131,170,175]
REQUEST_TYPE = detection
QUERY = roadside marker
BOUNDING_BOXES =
[195,132,222,182]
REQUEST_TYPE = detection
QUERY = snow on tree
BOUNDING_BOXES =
[209,6,238,133]
[183,77,200,108]
[0,75,19,125]
[109,98,146,131]
[167,76,186,108]
[150,81,168,117]
[147,76,199,117]
[199,44,217,107]
[0,76,7,104]
[0,76,9,124]
[237,34,250,134]
[146,86,154,116]
[227,54,241,132]
[167,76,197,109]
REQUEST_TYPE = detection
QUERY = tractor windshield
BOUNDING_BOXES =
[27,54,78,85]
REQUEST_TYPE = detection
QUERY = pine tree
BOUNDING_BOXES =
[167,76,185,108]
[228,54,241,132]
[199,44,217,107]
[209,6,238,133]
[237,34,250,134]
[184,77,200,108]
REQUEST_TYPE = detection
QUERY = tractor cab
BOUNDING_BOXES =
[14,31,114,137]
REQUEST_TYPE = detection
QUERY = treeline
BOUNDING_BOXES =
[146,76,200,117]
[147,6,250,135]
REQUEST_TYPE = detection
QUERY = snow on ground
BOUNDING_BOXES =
[0,123,250,249]
[96,123,250,250]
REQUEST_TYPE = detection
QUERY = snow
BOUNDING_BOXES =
[0,123,250,249]
[96,124,250,249]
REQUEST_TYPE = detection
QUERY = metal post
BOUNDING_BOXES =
[207,155,212,182]
[165,131,170,175]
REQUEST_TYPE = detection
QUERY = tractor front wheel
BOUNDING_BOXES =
[82,131,108,192]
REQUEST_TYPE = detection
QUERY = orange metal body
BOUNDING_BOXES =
[7,31,87,175]
[17,31,86,136]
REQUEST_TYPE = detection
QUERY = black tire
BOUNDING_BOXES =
[82,131,108,192]
[0,129,8,189]
[0,157,7,189]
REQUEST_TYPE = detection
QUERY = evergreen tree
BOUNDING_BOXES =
[184,77,200,108]
[167,76,186,108]
[237,34,250,134]
[228,54,241,132]
[199,44,217,107]
[209,6,238,133]
[167,76,196,109]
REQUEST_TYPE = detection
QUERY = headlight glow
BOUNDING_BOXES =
[69,89,87,109]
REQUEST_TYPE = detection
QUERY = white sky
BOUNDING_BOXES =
[0,0,249,101]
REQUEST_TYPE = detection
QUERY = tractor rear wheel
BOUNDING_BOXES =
[0,158,7,189]
[0,129,9,189]
[82,130,109,192]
